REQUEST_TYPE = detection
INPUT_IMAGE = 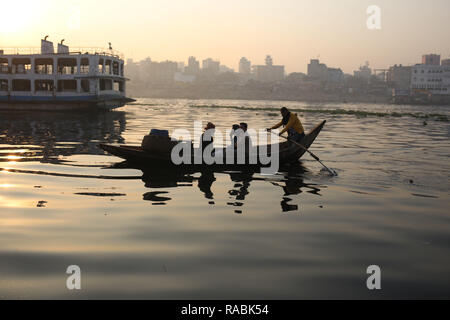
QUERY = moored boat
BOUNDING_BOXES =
[99,120,326,170]
[0,37,135,111]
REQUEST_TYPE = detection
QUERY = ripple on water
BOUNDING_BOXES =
[0,99,449,298]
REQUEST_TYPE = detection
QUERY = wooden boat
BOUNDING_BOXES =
[99,120,326,170]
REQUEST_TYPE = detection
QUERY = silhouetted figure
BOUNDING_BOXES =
[230,124,239,147]
[267,107,305,142]
[236,122,252,150]
[201,122,215,161]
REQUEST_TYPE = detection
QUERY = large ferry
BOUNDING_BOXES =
[0,38,135,110]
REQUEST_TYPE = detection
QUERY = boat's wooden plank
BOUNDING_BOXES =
[100,120,326,167]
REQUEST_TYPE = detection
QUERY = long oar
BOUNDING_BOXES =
[271,131,337,176]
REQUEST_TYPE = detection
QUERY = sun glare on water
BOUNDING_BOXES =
[0,183,15,188]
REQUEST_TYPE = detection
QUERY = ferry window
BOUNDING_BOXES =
[12,58,31,74]
[57,80,77,92]
[35,58,53,75]
[0,58,9,74]
[81,80,90,93]
[100,79,112,91]
[113,80,124,92]
[57,58,77,75]
[112,61,119,75]
[80,58,89,74]
[12,79,31,91]
[98,59,104,73]
[0,79,8,91]
[120,63,124,76]
[105,60,112,74]
[35,80,54,92]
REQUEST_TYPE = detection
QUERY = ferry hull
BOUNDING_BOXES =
[0,95,135,111]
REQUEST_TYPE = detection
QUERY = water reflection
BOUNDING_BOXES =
[227,172,253,214]
[141,167,195,205]
[138,164,324,213]
[0,110,126,163]
[269,165,323,212]
[1,100,449,299]
[197,170,216,201]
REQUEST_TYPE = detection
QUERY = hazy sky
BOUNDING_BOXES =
[0,0,449,73]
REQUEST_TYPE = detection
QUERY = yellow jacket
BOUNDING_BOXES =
[271,113,304,135]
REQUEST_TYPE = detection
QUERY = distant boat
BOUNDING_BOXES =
[0,38,135,111]
[99,120,326,170]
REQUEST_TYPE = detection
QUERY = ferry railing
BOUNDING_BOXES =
[0,47,124,59]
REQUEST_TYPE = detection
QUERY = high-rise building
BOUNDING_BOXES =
[253,55,284,82]
[442,59,450,66]
[239,57,251,74]
[219,65,234,73]
[387,64,412,89]
[353,62,372,80]
[307,59,343,83]
[411,64,450,95]
[422,54,441,65]
[126,58,178,83]
[125,58,141,80]
[327,68,344,83]
[177,61,185,71]
[202,58,220,74]
[147,60,178,83]
[185,56,200,75]
[307,59,328,80]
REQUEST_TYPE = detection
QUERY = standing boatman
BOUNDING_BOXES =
[267,107,305,142]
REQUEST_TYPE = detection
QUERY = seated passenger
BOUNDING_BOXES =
[229,124,239,148]
[201,122,215,154]
[235,122,252,152]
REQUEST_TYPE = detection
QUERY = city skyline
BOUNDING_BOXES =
[0,0,449,74]
[128,52,448,77]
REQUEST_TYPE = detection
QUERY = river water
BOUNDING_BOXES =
[0,99,449,299]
